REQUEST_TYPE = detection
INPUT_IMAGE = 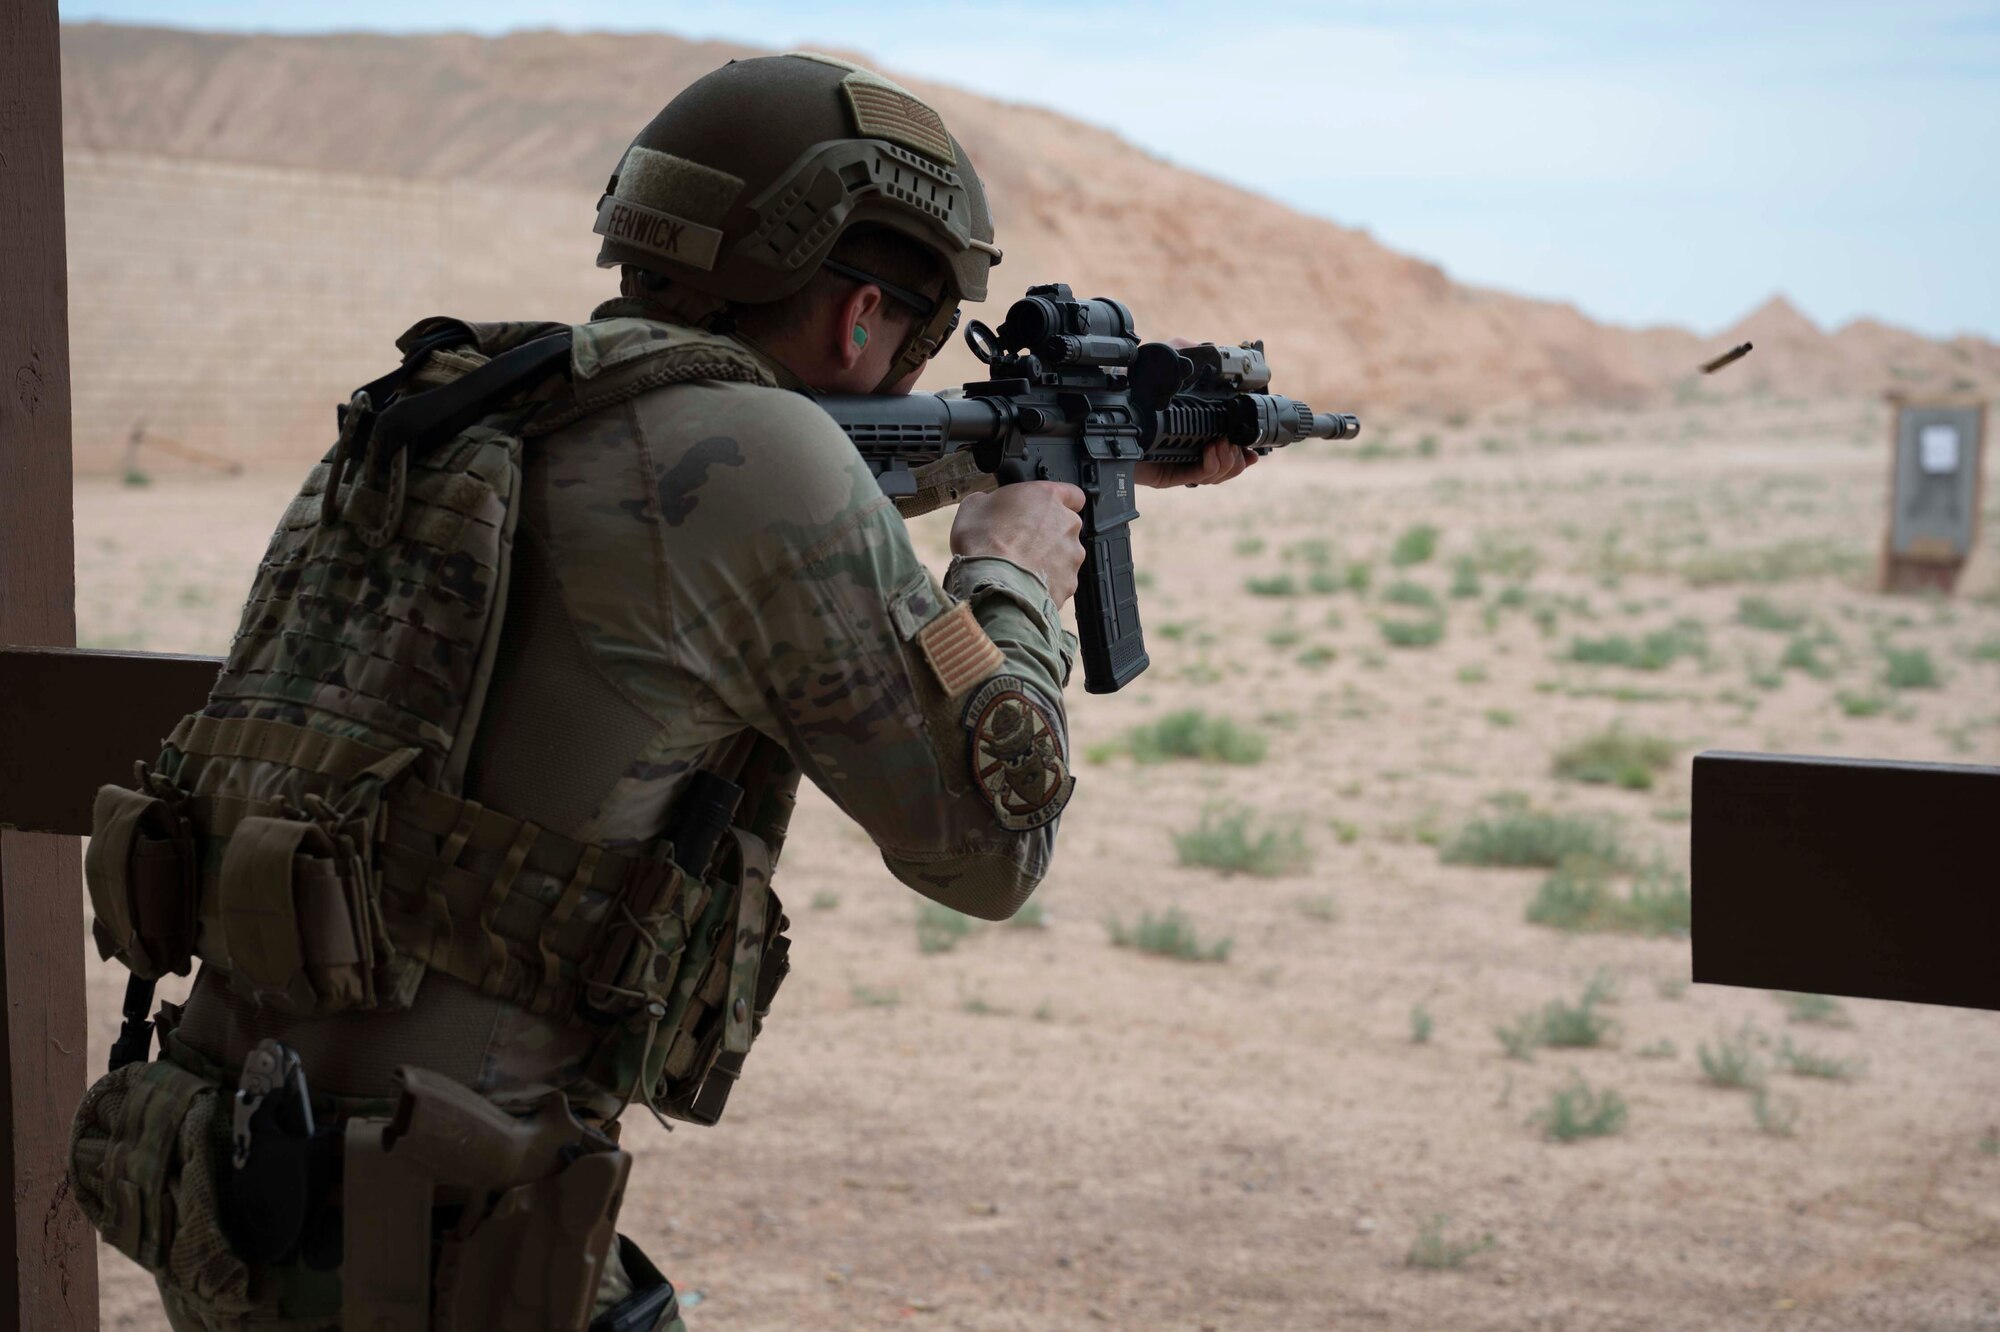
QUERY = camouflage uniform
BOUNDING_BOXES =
[151,300,1073,1329]
[77,50,1043,1332]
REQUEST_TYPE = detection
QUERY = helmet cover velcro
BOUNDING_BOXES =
[615,147,745,225]
[840,73,956,166]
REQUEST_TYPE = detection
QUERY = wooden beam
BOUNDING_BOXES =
[1692,750,1999,1012]
[0,648,223,837]
[0,2,99,1327]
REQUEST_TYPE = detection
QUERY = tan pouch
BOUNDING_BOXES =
[85,783,197,980]
[219,815,372,1016]
[67,1059,254,1315]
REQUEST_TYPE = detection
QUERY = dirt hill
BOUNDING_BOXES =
[53,22,2000,469]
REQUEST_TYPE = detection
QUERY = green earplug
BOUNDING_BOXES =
[852,325,868,349]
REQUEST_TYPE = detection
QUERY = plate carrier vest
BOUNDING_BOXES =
[83,314,796,1129]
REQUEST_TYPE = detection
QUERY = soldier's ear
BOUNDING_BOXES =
[834,282,885,371]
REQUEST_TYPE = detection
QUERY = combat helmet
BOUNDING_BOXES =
[594,51,1002,388]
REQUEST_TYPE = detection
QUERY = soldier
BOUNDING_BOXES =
[68,52,1255,1332]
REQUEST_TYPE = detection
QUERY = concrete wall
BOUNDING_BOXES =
[65,150,609,472]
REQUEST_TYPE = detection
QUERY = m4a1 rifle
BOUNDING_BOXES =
[817,283,1359,694]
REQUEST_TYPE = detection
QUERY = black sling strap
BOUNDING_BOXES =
[370,328,577,460]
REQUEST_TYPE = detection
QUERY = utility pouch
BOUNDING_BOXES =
[85,781,197,980]
[219,814,375,1017]
[581,850,703,1017]
[342,1066,631,1332]
[67,1058,254,1315]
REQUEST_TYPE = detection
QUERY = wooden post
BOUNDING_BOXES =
[0,2,100,1328]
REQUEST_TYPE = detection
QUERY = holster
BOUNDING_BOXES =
[341,1066,631,1332]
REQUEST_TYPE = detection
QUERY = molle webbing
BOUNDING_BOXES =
[169,714,673,1021]
[210,426,522,773]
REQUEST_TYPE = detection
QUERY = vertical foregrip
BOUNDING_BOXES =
[1076,521,1149,694]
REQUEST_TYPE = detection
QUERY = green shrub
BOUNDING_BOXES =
[1111,710,1268,765]
[1837,691,1888,717]
[1390,523,1440,567]
[1008,896,1050,929]
[1441,810,1627,869]
[1457,664,1488,685]
[1405,1215,1493,1269]
[1380,617,1445,648]
[1246,574,1299,597]
[1698,1024,1768,1089]
[1450,557,1483,599]
[1882,645,1940,689]
[1532,1075,1628,1141]
[1736,596,1807,632]
[1773,991,1852,1027]
[851,983,901,1008]
[1681,539,1867,587]
[810,890,841,911]
[1284,538,1335,565]
[1409,1005,1434,1044]
[1524,859,1690,936]
[1567,625,1703,671]
[1777,1037,1864,1080]
[1484,708,1518,727]
[1551,727,1677,790]
[916,902,978,954]
[1751,1088,1801,1136]
[1384,580,1441,610]
[1305,566,1345,595]
[1265,625,1303,649]
[1494,1011,1543,1061]
[1106,907,1232,962]
[1174,807,1311,876]
[1536,978,1621,1050]
[1296,644,1337,667]
[1297,894,1339,922]
[1637,1038,1678,1059]
[1781,634,1835,679]
[1473,536,1540,580]
[1233,536,1266,556]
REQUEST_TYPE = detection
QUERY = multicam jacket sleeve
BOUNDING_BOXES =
[536,377,1073,920]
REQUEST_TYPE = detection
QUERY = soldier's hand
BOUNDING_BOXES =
[1135,439,1261,490]
[1134,337,1260,489]
[950,481,1087,606]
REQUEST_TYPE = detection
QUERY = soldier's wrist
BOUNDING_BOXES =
[945,553,1052,600]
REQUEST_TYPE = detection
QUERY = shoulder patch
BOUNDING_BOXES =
[962,676,1074,832]
[918,600,1004,699]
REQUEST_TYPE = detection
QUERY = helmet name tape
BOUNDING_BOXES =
[594,195,725,271]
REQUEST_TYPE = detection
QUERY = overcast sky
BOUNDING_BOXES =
[59,0,2000,340]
